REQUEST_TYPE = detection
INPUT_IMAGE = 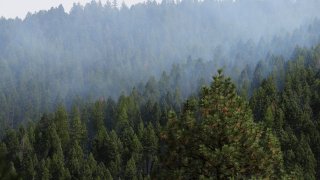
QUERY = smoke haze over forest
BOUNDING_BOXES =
[0,0,156,18]
[1,0,320,179]
[0,0,319,125]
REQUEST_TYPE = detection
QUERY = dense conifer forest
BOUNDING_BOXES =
[1,0,320,179]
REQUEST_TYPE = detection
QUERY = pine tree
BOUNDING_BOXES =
[70,107,87,147]
[296,135,316,179]
[49,143,69,179]
[131,134,143,163]
[36,160,50,180]
[0,143,19,180]
[92,101,106,135]
[66,141,84,179]
[125,157,137,180]
[137,120,144,140]
[92,127,109,164]
[54,105,70,150]
[108,130,122,178]
[2,129,20,171]
[119,125,142,164]
[105,168,113,180]
[96,163,110,179]
[20,134,37,179]
[142,122,158,176]
[162,70,284,179]
[116,98,129,133]
[84,153,98,179]
[34,114,56,159]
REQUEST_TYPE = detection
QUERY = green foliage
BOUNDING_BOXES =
[66,141,84,179]
[249,45,320,178]
[162,71,284,179]
[125,157,137,180]
[54,105,70,150]
[37,160,50,180]
[0,0,319,132]
[92,127,110,165]
[92,101,106,135]
[142,122,158,176]
[2,44,320,179]
[0,143,19,180]
[70,107,87,147]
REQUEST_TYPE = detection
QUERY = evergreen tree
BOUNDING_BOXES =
[0,143,19,180]
[20,134,37,179]
[119,124,142,161]
[116,97,130,133]
[34,114,53,159]
[49,141,69,179]
[92,127,109,165]
[108,130,122,179]
[125,157,137,180]
[70,107,87,147]
[54,105,70,150]
[36,160,50,180]
[66,141,84,179]
[92,101,106,135]
[142,122,158,176]
[162,70,284,179]
[2,129,20,171]
[83,153,98,179]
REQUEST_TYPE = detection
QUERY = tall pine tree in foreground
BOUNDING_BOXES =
[162,70,284,179]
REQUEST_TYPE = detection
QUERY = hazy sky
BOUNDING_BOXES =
[0,0,149,19]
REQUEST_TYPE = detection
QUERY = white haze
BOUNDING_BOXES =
[0,0,158,19]
[0,0,319,124]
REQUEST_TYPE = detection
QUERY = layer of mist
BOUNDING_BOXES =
[0,0,320,125]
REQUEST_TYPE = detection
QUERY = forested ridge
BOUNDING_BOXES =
[1,44,320,179]
[1,0,320,179]
[1,0,320,128]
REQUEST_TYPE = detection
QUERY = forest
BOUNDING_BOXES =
[1,0,320,179]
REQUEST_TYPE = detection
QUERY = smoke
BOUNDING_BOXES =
[0,0,319,123]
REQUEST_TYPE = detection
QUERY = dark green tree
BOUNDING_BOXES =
[142,122,158,177]
[36,159,50,180]
[162,70,284,179]
[92,101,106,136]
[54,105,70,150]
[70,107,87,147]
[125,157,137,180]
[0,143,19,180]
[66,141,84,179]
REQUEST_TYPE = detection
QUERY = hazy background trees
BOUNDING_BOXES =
[0,1,320,178]
[0,0,320,127]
